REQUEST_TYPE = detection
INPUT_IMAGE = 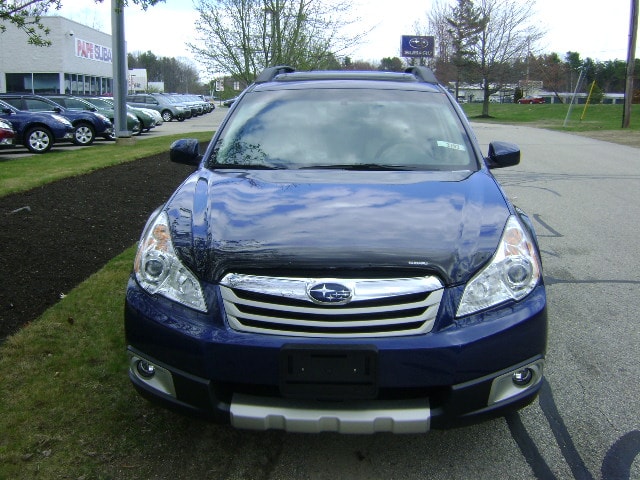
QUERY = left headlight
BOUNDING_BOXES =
[134,211,207,312]
[457,215,541,317]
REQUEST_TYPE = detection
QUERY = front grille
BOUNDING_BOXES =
[219,274,443,338]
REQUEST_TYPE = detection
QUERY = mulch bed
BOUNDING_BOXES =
[0,154,195,341]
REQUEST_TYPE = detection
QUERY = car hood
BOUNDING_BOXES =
[167,169,511,285]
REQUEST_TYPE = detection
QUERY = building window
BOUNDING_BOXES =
[5,73,58,93]
[233,81,240,91]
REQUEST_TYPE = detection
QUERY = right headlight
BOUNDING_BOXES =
[133,211,207,312]
[457,215,541,317]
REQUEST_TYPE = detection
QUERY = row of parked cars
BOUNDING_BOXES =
[0,92,215,154]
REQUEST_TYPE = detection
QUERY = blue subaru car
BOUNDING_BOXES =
[0,99,74,153]
[0,94,113,146]
[125,67,547,433]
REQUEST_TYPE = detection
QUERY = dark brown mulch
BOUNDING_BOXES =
[0,154,196,342]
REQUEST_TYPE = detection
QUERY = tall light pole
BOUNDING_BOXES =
[111,0,131,140]
[622,0,638,128]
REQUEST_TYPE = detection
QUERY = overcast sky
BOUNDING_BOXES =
[56,0,638,71]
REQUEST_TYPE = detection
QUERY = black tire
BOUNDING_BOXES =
[24,126,53,154]
[161,110,173,122]
[177,116,185,122]
[73,122,95,146]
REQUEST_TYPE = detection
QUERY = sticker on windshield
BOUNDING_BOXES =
[437,141,466,151]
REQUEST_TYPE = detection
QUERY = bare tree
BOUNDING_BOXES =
[188,0,361,84]
[471,0,543,116]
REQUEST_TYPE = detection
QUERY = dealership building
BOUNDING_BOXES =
[0,16,115,95]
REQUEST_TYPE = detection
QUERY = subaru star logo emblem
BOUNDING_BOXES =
[308,282,353,305]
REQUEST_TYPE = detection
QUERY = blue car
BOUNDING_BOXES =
[0,99,74,153]
[125,67,547,433]
[0,94,113,146]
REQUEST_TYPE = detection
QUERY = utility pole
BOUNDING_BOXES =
[622,0,638,128]
[111,0,132,140]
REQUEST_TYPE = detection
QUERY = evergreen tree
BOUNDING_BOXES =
[446,0,487,100]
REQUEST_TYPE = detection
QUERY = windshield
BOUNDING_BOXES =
[209,88,478,171]
[87,98,114,109]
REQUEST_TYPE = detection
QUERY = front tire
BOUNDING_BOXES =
[161,110,173,122]
[25,126,53,153]
[73,122,95,146]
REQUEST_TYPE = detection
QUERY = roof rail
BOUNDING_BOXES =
[254,65,295,84]
[405,66,438,84]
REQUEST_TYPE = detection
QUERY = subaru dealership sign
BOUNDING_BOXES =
[401,36,434,58]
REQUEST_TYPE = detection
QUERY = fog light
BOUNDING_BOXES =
[512,368,533,386]
[136,360,156,378]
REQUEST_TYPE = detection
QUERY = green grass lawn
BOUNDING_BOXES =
[0,131,212,198]
[461,102,637,132]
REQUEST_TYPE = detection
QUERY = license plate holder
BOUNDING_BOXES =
[279,344,378,400]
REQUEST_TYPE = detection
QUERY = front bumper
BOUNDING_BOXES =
[125,281,547,433]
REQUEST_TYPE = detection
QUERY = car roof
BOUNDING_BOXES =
[249,66,443,94]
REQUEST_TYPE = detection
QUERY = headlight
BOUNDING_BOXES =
[52,114,73,126]
[96,113,110,122]
[457,215,541,317]
[134,211,207,312]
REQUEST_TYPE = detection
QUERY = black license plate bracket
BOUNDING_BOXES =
[279,344,378,400]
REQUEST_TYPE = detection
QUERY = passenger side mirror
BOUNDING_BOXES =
[170,138,201,166]
[486,141,520,169]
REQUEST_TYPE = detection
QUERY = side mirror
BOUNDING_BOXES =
[486,141,520,169]
[170,138,201,166]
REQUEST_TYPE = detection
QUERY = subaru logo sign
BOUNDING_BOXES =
[308,282,353,305]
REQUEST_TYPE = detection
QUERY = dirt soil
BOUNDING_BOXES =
[0,153,195,341]
[1,131,638,342]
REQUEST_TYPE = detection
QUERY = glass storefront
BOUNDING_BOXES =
[6,73,59,94]
[4,72,112,95]
[64,73,112,95]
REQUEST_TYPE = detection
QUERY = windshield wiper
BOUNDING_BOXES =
[212,163,286,170]
[301,163,412,171]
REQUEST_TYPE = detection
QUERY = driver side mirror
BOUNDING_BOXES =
[170,138,201,166]
[486,141,520,169]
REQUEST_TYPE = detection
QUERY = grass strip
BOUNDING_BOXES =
[0,131,212,198]
[461,103,638,131]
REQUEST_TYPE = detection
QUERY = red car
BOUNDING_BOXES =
[0,118,16,147]
[518,95,545,104]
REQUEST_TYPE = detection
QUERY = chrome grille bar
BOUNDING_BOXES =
[220,274,443,338]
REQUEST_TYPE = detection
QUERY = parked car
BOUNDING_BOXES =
[137,106,164,128]
[0,94,113,146]
[197,94,215,112]
[165,94,202,117]
[222,96,238,107]
[44,94,141,136]
[0,98,74,153]
[125,66,547,433]
[0,118,16,147]
[87,97,159,134]
[518,95,545,104]
[126,93,189,122]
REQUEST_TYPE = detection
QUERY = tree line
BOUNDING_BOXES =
[2,0,637,107]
